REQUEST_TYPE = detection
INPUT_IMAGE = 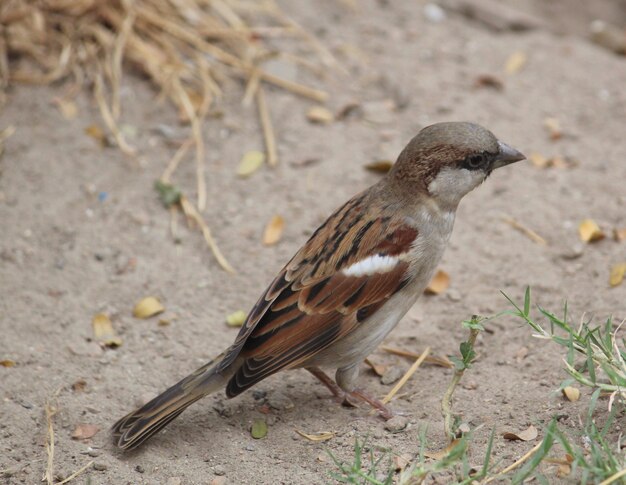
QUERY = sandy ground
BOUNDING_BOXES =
[1,1,625,484]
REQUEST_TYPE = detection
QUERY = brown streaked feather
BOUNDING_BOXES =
[217,188,418,396]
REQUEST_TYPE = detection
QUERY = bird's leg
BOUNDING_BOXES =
[306,367,392,418]
[347,388,393,420]
[306,366,348,403]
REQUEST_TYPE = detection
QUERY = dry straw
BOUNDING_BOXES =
[0,0,331,270]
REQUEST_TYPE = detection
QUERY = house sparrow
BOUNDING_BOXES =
[112,121,524,450]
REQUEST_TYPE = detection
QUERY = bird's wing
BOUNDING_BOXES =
[218,190,419,397]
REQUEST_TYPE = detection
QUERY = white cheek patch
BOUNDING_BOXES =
[342,254,401,277]
[428,167,485,205]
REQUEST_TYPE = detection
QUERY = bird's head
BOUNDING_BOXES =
[390,121,525,208]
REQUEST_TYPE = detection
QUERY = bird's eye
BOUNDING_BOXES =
[464,154,486,170]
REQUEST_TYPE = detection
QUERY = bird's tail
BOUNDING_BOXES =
[112,354,231,450]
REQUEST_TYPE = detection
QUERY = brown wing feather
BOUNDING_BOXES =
[218,189,418,395]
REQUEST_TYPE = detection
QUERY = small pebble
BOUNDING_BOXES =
[245,444,256,452]
[384,416,408,433]
[267,392,294,411]
[135,465,145,473]
[213,465,226,476]
[93,462,108,471]
[423,3,446,23]
[381,366,405,385]
[559,242,584,260]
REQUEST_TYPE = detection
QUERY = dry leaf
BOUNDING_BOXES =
[364,160,393,173]
[133,297,165,319]
[609,263,626,287]
[226,310,246,327]
[295,430,335,442]
[614,228,626,242]
[72,379,87,392]
[52,97,78,120]
[515,346,529,363]
[543,117,562,140]
[424,439,460,460]
[424,270,450,295]
[562,386,580,402]
[505,51,527,74]
[578,219,605,243]
[71,423,100,440]
[546,454,574,477]
[474,74,504,90]
[1,359,16,367]
[263,215,284,246]
[250,419,268,439]
[92,313,122,347]
[237,151,265,177]
[529,152,549,168]
[393,454,412,471]
[503,425,538,441]
[364,358,387,376]
[529,153,576,170]
[85,124,107,147]
[306,106,334,124]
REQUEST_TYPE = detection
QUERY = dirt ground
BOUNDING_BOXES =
[1,1,625,484]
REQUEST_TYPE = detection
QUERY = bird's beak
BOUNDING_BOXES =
[491,140,525,170]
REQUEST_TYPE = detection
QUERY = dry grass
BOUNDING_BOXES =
[0,0,332,269]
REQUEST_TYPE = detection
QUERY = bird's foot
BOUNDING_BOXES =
[345,388,394,420]
[305,367,394,419]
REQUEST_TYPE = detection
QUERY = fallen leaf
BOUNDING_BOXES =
[424,270,450,295]
[505,51,527,74]
[155,180,182,208]
[336,102,362,120]
[92,313,122,347]
[474,74,504,90]
[263,215,284,246]
[424,439,460,460]
[364,160,393,173]
[364,358,387,376]
[609,263,626,287]
[578,219,605,243]
[614,228,626,242]
[71,423,100,440]
[306,106,334,124]
[546,454,574,477]
[250,419,268,439]
[529,153,576,170]
[543,117,562,140]
[52,97,78,120]
[72,379,87,392]
[295,430,335,442]
[529,152,549,168]
[226,310,246,327]
[562,386,580,402]
[393,453,412,471]
[503,425,538,441]
[550,155,569,168]
[133,297,165,319]
[237,150,265,177]
[85,124,107,147]
[1,359,16,367]
[515,346,529,363]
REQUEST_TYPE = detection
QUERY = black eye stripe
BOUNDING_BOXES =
[462,153,488,170]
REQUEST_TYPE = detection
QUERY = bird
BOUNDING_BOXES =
[112,121,525,450]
